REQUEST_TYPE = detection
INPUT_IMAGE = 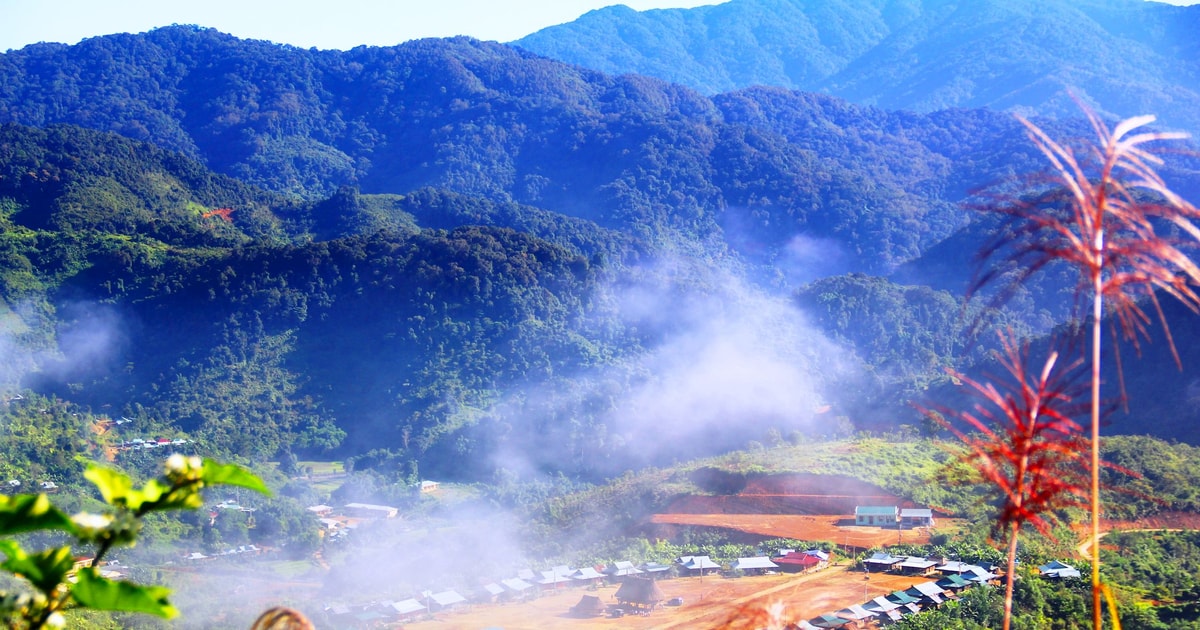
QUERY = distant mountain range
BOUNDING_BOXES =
[2,21,1200,479]
[515,0,1200,135]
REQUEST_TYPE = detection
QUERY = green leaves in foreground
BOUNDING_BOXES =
[0,495,75,537]
[0,541,75,596]
[84,455,271,515]
[0,456,268,628]
[72,569,178,619]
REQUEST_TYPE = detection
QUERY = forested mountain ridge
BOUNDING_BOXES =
[0,26,1062,274]
[3,25,1200,481]
[0,122,661,476]
[515,0,1200,135]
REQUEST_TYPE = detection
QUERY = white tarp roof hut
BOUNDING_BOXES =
[606,561,644,577]
[734,557,779,571]
[863,552,904,569]
[428,590,466,608]
[900,557,937,570]
[964,566,999,583]
[537,568,573,586]
[390,599,424,615]
[1039,560,1082,579]
[937,560,974,574]
[838,604,875,620]
[910,581,945,597]
[572,567,605,581]
[501,578,533,592]
[865,596,900,612]
[678,555,720,570]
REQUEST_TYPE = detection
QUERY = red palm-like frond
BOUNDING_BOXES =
[927,333,1089,630]
[972,103,1200,629]
[976,109,1200,360]
[936,335,1089,536]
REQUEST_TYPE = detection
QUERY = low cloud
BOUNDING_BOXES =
[0,298,126,391]
[489,255,859,477]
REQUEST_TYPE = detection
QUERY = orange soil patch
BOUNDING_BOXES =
[1075,512,1200,557]
[647,514,941,549]
[403,565,932,630]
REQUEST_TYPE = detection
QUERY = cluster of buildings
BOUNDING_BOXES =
[114,437,190,452]
[321,548,837,626]
[182,544,262,562]
[853,506,935,528]
[796,554,1002,627]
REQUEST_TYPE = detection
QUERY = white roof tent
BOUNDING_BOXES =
[427,590,466,607]
[606,561,644,576]
[733,557,779,571]
[678,555,720,570]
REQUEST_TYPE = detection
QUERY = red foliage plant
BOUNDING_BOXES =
[971,103,1200,629]
[924,333,1090,630]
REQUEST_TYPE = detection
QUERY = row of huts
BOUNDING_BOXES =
[797,560,1001,628]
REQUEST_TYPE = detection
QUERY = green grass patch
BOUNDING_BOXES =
[297,460,344,475]
[266,559,320,579]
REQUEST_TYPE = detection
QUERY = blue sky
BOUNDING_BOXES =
[0,0,720,52]
[2,0,1195,53]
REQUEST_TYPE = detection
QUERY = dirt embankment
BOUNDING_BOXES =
[642,472,946,548]
[666,471,923,515]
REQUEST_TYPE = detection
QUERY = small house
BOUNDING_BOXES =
[474,582,506,603]
[775,551,823,574]
[389,599,425,621]
[536,566,573,590]
[733,556,779,575]
[838,604,875,623]
[640,562,673,579]
[900,508,935,528]
[963,565,1000,585]
[885,590,921,607]
[571,567,605,587]
[605,560,644,579]
[863,552,904,572]
[809,613,852,628]
[342,503,398,519]
[863,596,903,622]
[1039,560,1081,579]
[426,590,466,611]
[500,578,534,600]
[854,506,898,526]
[936,560,973,575]
[898,556,937,576]
[936,574,973,592]
[678,555,720,576]
[907,581,947,606]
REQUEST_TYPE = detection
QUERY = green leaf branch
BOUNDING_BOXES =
[0,455,269,629]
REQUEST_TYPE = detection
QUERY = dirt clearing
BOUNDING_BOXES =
[403,565,932,630]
